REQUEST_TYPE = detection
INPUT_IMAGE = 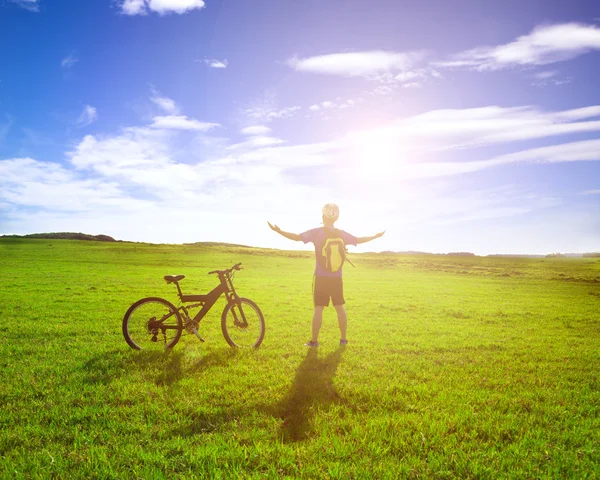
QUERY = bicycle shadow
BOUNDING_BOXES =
[187,348,239,374]
[83,348,184,387]
[277,345,346,443]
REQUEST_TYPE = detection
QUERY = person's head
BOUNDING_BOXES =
[321,203,339,226]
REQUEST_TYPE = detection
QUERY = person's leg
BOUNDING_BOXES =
[330,276,347,343]
[308,275,329,345]
[333,304,347,342]
[311,306,325,343]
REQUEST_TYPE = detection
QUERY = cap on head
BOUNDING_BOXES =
[322,203,340,220]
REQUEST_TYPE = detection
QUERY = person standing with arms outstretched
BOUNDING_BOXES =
[268,203,385,347]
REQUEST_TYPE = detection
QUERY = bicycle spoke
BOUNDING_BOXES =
[123,298,182,351]
[221,298,265,348]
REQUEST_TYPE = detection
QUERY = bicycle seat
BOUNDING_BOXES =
[164,275,185,284]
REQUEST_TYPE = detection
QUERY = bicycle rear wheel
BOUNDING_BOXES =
[221,298,265,348]
[122,297,183,350]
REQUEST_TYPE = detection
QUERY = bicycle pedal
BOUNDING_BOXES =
[191,327,205,342]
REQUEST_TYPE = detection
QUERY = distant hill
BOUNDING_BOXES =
[184,241,253,248]
[488,253,600,258]
[2,234,598,257]
[378,250,476,257]
[487,254,545,258]
[1,232,118,242]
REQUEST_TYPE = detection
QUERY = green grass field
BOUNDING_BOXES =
[1,238,599,479]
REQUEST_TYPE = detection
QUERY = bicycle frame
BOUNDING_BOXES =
[174,271,242,325]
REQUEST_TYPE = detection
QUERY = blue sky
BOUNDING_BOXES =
[1,0,599,254]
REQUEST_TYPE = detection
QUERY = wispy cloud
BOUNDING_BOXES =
[150,115,220,131]
[7,0,40,12]
[240,125,271,136]
[370,104,600,152]
[227,136,285,151]
[61,53,78,69]
[581,189,600,195]
[287,51,425,77]
[149,87,179,114]
[76,105,98,127]
[119,0,205,15]
[437,23,600,71]
[243,105,301,123]
[393,140,600,181]
[241,90,302,124]
[204,58,228,69]
[530,70,571,87]
[534,71,558,80]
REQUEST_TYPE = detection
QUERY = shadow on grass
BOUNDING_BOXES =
[84,344,242,388]
[277,346,345,443]
[187,347,239,373]
[83,348,185,387]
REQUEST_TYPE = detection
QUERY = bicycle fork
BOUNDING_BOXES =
[230,300,249,328]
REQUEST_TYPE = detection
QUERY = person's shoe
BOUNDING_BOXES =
[304,341,319,347]
[340,339,348,345]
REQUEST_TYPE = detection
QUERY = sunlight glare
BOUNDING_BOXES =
[351,127,409,180]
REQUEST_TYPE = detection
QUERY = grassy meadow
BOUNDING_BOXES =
[0,238,599,478]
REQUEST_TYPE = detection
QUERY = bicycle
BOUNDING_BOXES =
[122,263,265,350]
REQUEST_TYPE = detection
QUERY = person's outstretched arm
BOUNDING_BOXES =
[356,230,386,244]
[267,221,302,241]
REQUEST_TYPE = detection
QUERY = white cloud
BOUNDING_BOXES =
[402,82,421,88]
[287,51,425,77]
[120,0,146,14]
[378,104,600,151]
[150,88,179,114]
[395,140,600,180]
[150,115,220,131]
[227,136,285,151]
[204,59,228,69]
[534,71,558,79]
[581,189,600,195]
[437,23,600,70]
[243,105,301,123]
[531,72,571,88]
[240,125,271,136]
[7,0,39,12]
[64,120,328,234]
[0,158,149,212]
[395,70,426,82]
[308,98,361,113]
[76,105,98,127]
[61,53,78,69]
[3,102,599,253]
[371,85,394,96]
[120,0,205,15]
[241,90,302,124]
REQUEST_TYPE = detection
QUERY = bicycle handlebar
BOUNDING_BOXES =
[208,263,243,276]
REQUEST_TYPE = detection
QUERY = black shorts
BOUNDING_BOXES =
[313,275,345,307]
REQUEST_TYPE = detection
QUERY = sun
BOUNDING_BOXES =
[351,127,409,179]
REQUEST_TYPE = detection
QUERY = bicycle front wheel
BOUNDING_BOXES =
[221,298,265,348]
[122,297,183,351]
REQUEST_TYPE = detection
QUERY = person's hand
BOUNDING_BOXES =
[375,230,386,239]
[267,221,281,233]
